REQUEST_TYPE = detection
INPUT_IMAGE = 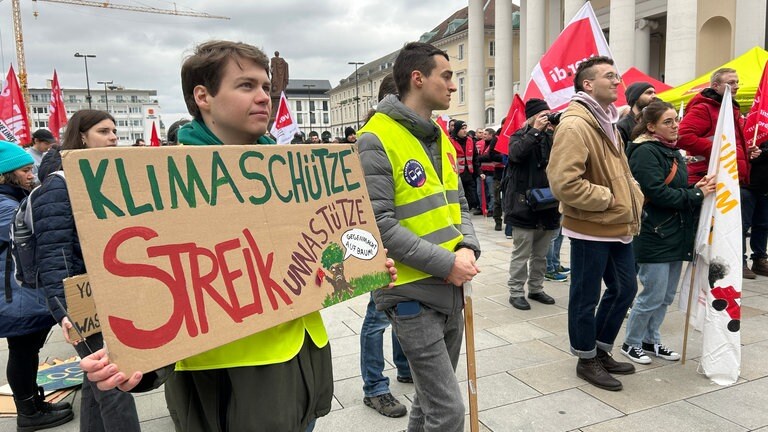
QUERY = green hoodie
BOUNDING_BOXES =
[177,119,276,146]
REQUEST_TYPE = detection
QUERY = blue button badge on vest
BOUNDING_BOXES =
[403,159,427,188]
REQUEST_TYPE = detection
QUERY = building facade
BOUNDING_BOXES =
[284,79,332,140]
[28,85,164,145]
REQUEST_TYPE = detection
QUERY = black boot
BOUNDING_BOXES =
[576,357,623,391]
[14,394,74,432]
[36,387,71,412]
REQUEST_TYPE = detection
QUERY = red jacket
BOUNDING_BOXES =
[678,88,749,185]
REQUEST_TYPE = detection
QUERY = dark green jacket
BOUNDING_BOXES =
[626,135,705,263]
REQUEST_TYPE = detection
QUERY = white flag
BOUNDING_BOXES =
[269,91,300,144]
[680,86,742,385]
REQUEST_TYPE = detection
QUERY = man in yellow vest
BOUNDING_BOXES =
[358,41,481,432]
[77,40,397,432]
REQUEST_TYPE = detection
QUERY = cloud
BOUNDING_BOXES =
[0,0,466,124]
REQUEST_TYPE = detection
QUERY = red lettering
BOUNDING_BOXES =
[243,229,293,310]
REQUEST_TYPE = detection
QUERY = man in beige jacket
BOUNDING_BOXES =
[547,56,644,392]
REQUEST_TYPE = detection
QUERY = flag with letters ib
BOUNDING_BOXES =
[270,91,300,144]
[684,85,741,385]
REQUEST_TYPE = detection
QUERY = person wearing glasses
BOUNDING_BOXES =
[547,56,644,392]
[678,68,763,279]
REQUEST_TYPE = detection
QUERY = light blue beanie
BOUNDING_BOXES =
[0,141,35,174]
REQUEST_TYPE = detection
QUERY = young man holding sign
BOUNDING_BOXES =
[357,42,481,432]
[79,40,396,432]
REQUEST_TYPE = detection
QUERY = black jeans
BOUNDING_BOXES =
[6,328,50,399]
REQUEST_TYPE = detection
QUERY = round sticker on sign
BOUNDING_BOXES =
[403,159,426,187]
[341,229,379,260]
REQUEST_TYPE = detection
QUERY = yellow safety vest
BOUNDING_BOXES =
[360,113,463,285]
[175,312,328,371]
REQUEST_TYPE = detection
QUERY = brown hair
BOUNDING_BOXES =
[629,100,675,141]
[62,110,116,150]
[393,42,449,98]
[181,40,270,120]
[573,56,615,93]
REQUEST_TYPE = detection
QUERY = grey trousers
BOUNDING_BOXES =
[507,227,557,297]
[386,303,464,432]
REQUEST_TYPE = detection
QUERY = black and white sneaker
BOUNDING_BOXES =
[642,342,681,361]
[621,343,651,364]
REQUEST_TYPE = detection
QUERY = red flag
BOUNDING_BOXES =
[150,122,161,146]
[436,114,450,136]
[495,94,526,156]
[0,66,31,144]
[522,2,613,111]
[48,70,68,140]
[744,61,768,147]
[269,91,300,144]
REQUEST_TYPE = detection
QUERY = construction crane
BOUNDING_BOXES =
[9,0,229,124]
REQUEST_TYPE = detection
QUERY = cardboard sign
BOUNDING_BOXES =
[61,144,388,373]
[63,274,100,341]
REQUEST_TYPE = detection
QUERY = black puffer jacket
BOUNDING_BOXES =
[503,124,560,229]
[32,151,84,323]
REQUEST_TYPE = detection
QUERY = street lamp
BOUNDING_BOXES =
[348,61,364,129]
[303,83,316,137]
[74,53,96,109]
[97,80,113,112]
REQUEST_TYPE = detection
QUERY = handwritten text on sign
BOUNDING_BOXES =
[62,144,388,373]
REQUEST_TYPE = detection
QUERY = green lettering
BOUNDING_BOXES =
[288,151,308,203]
[210,151,244,206]
[339,148,360,192]
[115,159,153,216]
[168,155,210,209]
[311,148,332,196]
[304,153,322,201]
[240,151,271,205]
[269,154,292,203]
[328,152,343,194]
[146,165,164,211]
[79,159,125,220]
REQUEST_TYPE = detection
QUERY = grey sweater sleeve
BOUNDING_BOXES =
[358,132,456,280]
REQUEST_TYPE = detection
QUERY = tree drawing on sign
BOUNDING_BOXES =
[321,242,354,298]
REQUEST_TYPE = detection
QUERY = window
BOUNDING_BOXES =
[485,107,495,125]
[458,75,465,104]
[489,41,495,57]
[296,100,302,111]
[99,95,106,102]
[34,120,48,128]
[68,95,77,103]
[131,95,139,103]
[115,95,124,102]
[323,113,329,124]
[458,44,464,60]
[310,113,316,124]
[296,113,303,125]
[132,120,142,126]
[117,120,128,127]
[33,106,48,114]
[31,94,40,102]
[310,101,316,112]
[322,101,328,111]
[488,72,495,89]
[129,107,141,113]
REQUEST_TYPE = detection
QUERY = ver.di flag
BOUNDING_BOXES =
[48,70,68,140]
[0,66,31,144]
[522,2,613,111]
[150,122,161,147]
[679,85,741,385]
[269,91,300,144]
[743,60,768,146]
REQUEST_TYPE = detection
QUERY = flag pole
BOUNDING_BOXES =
[752,119,760,148]
[681,256,699,364]
[463,283,479,432]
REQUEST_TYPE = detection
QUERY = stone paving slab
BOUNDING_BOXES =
[479,388,624,432]
[687,377,768,430]
[580,400,748,432]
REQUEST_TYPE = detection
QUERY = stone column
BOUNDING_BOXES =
[523,0,546,94]
[609,0,635,72]
[519,0,527,94]
[735,0,767,56]
[634,19,658,74]
[547,0,562,46]
[563,0,586,26]
[664,0,698,85]
[495,0,514,117]
[468,0,485,128]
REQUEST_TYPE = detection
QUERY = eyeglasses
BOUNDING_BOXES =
[602,73,621,82]
[720,80,740,86]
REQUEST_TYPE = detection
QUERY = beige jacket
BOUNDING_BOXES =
[546,101,644,237]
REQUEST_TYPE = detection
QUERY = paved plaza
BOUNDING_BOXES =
[2,213,767,431]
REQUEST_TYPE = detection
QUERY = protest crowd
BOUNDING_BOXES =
[0,3,767,432]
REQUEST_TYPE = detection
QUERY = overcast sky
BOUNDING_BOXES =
[0,0,470,126]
